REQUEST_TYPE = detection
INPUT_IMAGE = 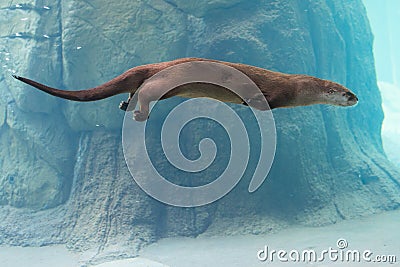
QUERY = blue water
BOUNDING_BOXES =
[0,1,399,266]
[363,0,400,167]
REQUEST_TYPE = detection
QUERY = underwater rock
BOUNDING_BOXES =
[0,102,75,209]
[0,0,62,114]
[166,0,250,17]
[61,0,187,131]
[0,0,399,264]
[0,0,73,209]
[0,96,5,128]
[64,131,160,260]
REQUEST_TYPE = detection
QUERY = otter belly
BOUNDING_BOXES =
[169,82,243,104]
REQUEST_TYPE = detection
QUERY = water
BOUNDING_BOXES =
[363,0,400,168]
[0,1,399,266]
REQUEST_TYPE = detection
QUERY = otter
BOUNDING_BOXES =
[12,58,358,121]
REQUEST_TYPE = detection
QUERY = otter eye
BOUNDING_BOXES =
[328,89,335,94]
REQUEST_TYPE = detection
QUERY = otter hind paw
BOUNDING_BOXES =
[119,101,129,111]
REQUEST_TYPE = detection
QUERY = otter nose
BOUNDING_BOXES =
[346,92,358,101]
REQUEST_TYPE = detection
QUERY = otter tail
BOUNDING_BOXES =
[12,72,137,102]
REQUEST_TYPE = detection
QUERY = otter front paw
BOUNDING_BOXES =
[134,110,149,122]
[119,101,129,111]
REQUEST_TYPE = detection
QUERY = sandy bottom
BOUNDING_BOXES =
[1,210,399,267]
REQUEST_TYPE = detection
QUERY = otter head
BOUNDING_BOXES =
[297,77,358,108]
[318,80,358,107]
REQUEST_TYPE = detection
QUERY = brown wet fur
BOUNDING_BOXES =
[13,57,358,119]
